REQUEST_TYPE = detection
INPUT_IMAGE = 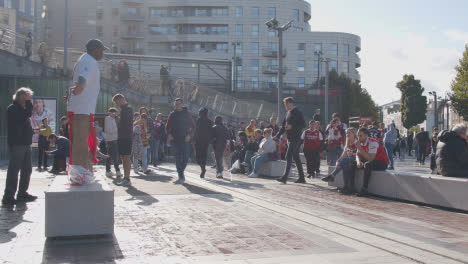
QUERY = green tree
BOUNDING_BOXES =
[449,45,468,120]
[397,74,427,129]
[328,70,379,123]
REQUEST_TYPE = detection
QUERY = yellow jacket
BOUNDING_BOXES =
[39,125,53,137]
[245,125,256,137]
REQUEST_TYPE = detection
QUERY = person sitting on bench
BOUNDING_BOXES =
[46,134,70,175]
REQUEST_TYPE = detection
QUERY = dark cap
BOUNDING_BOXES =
[86,39,108,51]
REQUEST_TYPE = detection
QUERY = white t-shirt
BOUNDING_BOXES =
[67,53,101,115]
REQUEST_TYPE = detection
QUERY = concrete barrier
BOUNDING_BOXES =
[328,167,468,211]
[259,161,290,178]
[45,175,114,237]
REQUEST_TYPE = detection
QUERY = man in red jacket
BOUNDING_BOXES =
[352,127,389,197]
[301,121,323,178]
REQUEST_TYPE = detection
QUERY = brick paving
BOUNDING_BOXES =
[0,157,466,263]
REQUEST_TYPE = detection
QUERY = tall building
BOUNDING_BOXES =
[45,0,361,92]
[0,0,43,54]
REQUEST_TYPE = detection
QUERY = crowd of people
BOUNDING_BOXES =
[2,39,468,208]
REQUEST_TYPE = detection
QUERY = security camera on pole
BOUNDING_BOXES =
[265,18,293,120]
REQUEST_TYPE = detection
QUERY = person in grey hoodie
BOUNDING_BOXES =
[383,121,397,170]
[248,128,276,178]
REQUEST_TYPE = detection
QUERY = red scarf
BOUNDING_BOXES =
[67,112,99,166]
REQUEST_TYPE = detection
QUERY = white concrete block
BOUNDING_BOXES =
[45,175,114,237]
[328,167,468,211]
[258,161,290,178]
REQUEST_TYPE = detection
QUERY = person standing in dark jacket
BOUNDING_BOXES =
[407,132,413,156]
[274,97,306,184]
[313,109,321,123]
[166,98,195,184]
[113,94,133,186]
[212,116,229,178]
[430,127,439,173]
[2,87,37,207]
[194,108,213,178]
[436,125,468,178]
[415,128,430,165]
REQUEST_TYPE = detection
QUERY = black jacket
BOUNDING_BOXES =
[166,107,195,142]
[50,136,70,157]
[212,123,229,152]
[194,116,213,146]
[436,130,468,178]
[118,104,133,139]
[275,107,306,141]
[7,100,33,147]
[416,131,430,146]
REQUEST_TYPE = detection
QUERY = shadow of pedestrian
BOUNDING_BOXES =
[41,234,123,263]
[138,174,172,183]
[124,186,159,206]
[181,182,234,203]
[0,203,27,244]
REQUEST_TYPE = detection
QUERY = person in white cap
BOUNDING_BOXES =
[65,39,108,184]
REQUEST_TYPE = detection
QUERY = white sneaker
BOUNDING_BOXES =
[248,172,258,178]
[105,171,113,177]
[116,171,122,177]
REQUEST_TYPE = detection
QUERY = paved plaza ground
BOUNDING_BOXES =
[1,157,468,263]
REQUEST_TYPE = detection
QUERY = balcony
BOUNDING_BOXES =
[120,32,145,39]
[120,14,145,21]
[262,48,286,57]
[262,82,277,90]
[122,0,144,4]
[262,65,286,74]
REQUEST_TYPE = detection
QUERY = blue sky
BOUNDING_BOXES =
[307,0,468,104]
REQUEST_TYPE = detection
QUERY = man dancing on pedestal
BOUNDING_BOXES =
[66,39,107,184]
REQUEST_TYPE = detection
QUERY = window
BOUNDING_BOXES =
[298,77,305,89]
[251,77,259,89]
[251,24,259,36]
[19,0,25,12]
[97,25,103,38]
[267,59,277,66]
[235,24,243,36]
[195,8,207,16]
[268,29,276,37]
[297,61,305,72]
[268,7,276,18]
[213,8,228,17]
[112,8,119,16]
[4,0,12,8]
[292,9,299,21]
[97,0,103,8]
[342,62,349,73]
[235,42,242,54]
[298,43,305,54]
[314,43,322,53]
[329,60,337,71]
[251,7,259,17]
[250,59,259,71]
[250,42,259,54]
[128,7,137,15]
[314,60,319,73]
[236,77,243,89]
[268,42,277,50]
[268,76,277,88]
[236,7,243,17]
[96,10,103,20]
[343,44,349,56]
[113,25,118,37]
[331,43,338,56]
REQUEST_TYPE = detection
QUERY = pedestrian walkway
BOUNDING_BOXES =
[0,160,466,263]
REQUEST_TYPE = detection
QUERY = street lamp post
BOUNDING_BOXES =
[231,42,237,93]
[429,91,438,129]
[63,0,68,76]
[265,18,293,120]
[314,50,330,125]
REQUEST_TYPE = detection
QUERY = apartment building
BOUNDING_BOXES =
[45,0,361,92]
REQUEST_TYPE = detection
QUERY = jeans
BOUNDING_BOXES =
[133,145,149,171]
[399,147,406,160]
[384,142,395,168]
[283,139,305,179]
[214,150,224,173]
[174,141,190,179]
[328,148,342,167]
[334,156,356,191]
[38,137,49,168]
[244,150,255,172]
[105,140,121,173]
[251,154,272,174]
[3,145,32,200]
[151,139,160,166]
[303,149,320,175]
[196,143,209,171]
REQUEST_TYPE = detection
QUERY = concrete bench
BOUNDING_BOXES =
[259,160,290,178]
[45,175,114,237]
[328,167,468,211]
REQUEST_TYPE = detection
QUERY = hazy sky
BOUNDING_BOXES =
[307,0,468,105]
